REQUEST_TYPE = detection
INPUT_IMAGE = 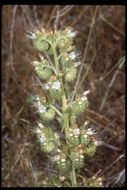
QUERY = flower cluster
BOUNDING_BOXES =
[32,95,56,122]
[70,93,89,115]
[45,76,62,100]
[35,123,60,153]
[32,59,53,80]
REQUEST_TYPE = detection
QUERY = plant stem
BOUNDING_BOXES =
[51,105,63,118]
[52,45,59,76]
[62,87,77,187]
[71,163,77,187]
[53,43,77,187]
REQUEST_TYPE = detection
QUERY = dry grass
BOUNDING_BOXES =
[2,5,125,187]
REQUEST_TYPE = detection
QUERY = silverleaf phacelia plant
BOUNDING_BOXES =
[27,27,103,187]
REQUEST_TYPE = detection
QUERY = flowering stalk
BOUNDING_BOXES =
[27,27,103,187]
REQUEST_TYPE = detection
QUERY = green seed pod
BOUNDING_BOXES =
[65,67,77,82]
[35,67,52,80]
[33,34,50,52]
[70,115,77,126]
[60,55,73,68]
[85,143,97,157]
[70,151,84,169]
[40,108,55,121]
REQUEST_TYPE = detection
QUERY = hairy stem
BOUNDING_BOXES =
[53,43,77,187]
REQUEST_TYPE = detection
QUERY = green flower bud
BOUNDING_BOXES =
[42,141,56,153]
[33,34,50,52]
[80,134,91,146]
[71,96,89,115]
[68,127,80,147]
[57,37,73,53]
[54,154,69,173]
[70,151,84,169]
[65,67,77,82]
[40,108,55,121]
[69,134,80,147]
[86,177,103,187]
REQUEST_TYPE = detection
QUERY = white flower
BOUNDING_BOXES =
[83,134,88,139]
[83,90,90,96]
[78,101,82,105]
[26,31,37,39]
[61,158,66,162]
[94,141,102,146]
[86,128,97,135]
[73,128,80,135]
[74,61,81,67]
[33,61,40,65]
[36,128,42,134]
[38,105,46,113]
[55,133,59,139]
[36,96,40,101]
[45,83,50,90]
[39,136,46,143]
[80,155,84,159]
[69,51,77,59]
[81,96,87,102]
[52,155,60,161]
[35,66,39,70]
[51,81,61,90]
[68,31,77,38]
[38,123,45,129]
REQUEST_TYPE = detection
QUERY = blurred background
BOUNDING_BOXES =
[2,5,125,187]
